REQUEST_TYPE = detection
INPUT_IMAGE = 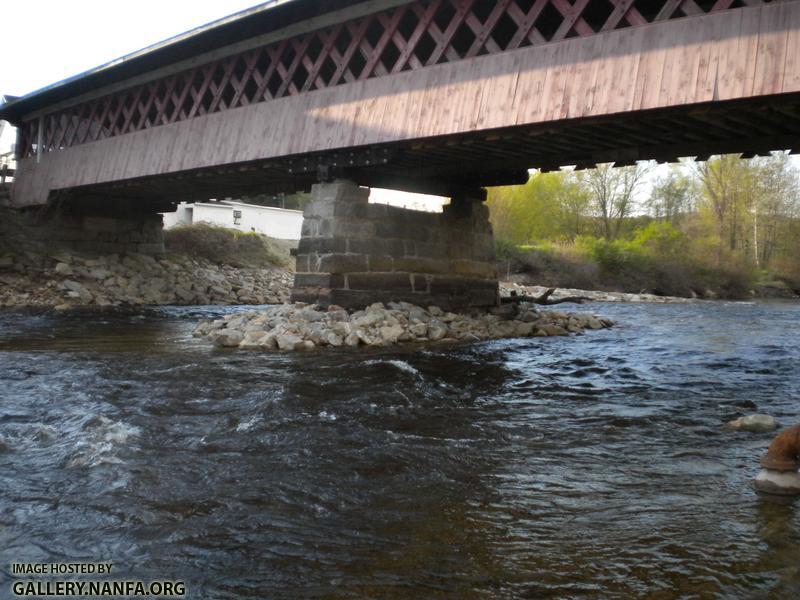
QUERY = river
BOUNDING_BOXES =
[1,301,798,599]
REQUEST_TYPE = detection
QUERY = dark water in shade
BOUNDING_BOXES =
[0,301,798,599]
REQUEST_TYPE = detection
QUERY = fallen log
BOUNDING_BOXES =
[503,288,593,305]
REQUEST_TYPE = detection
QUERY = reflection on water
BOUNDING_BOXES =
[0,302,798,598]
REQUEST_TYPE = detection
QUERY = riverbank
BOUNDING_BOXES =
[0,213,295,309]
[498,244,800,301]
[2,248,793,312]
[500,282,697,304]
[194,300,613,351]
[0,250,293,309]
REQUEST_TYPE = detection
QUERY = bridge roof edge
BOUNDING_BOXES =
[0,0,368,124]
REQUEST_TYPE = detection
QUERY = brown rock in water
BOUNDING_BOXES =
[539,324,569,337]
[760,424,800,470]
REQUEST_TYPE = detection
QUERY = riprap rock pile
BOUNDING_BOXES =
[194,301,613,350]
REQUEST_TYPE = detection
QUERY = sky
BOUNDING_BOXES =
[0,0,263,153]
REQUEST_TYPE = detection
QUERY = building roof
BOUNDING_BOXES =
[193,200,303,213]
[0,0,366,124]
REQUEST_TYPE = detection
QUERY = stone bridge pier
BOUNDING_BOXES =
[291,180,498,311]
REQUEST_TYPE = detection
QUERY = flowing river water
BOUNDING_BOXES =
[0,301,798,599]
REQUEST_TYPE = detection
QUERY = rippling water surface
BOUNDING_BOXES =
[0,301,799,598]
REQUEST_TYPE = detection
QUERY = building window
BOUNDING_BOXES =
[233,210,242,226]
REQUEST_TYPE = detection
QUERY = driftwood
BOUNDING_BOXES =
[503,288,593,306]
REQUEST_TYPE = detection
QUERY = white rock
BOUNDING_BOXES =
[62,280,93,303]
[239,331,270,349]
[409,322,428,338]
[298,307,324,322]
[379,324,404,344]
[539,324,569,337]
[356,329,378,346]
[326,333,344,347]
[332,321,352,337]
[175,287,195,303]
[210,331,244,348]
[353,312,382,328]
[277,333,303,351]
[54,262,73,275]
[408,307,429,322]
[427,321,448,341]
[754,469,800,495]
[493,321,517,338]
[515,322,535,336]
[586,318,604,330]
[259,334,278,350]
[727,414,778,433]
[88,268,112,280]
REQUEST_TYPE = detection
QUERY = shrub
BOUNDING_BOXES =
[496,225,759,299]
[164,223,285,268]
[576,236,648,273]
[716,261,757,297]
[504,243,600,290]
[631,221,686,260]
[494,238,520,261]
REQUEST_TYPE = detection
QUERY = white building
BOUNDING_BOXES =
[163,200,304,240]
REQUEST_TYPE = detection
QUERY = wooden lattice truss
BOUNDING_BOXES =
[21,0,777,157]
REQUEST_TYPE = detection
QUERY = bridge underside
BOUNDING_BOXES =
[54,92,800,213]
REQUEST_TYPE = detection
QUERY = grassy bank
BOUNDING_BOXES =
[164,223,293,269]
[496,224,800,299]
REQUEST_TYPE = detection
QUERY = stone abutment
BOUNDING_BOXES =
[2,207,165,255]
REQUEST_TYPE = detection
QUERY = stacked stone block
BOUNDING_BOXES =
[291,180,498,311]
[15,210,164,255]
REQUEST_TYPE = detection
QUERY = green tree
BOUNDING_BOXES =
[649,167,697,225]
[578,162,652,240]
[557,172,592,240]
[750,152,799,268]
[486,170,594,244]
[694,155,753,266]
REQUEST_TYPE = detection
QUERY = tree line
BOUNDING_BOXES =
[487,153,800,284]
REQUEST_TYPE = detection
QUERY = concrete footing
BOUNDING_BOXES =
[291,180,498,311]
